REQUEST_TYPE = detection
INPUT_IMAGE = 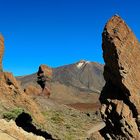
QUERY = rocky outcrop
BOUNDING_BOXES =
[0,72,20,89]
[100,15,140,139]
[0,119,45,140]
[17,62,103,107]
[17,61,105,98]
[37,65,52,97]
[0,34,4,71]
[0,35,57,139]
[24,85,42,95]
[87,122,105,139]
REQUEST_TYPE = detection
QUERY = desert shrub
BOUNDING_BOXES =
[50,112,64,123]
[3,108,24,121]
[43,111,64,124]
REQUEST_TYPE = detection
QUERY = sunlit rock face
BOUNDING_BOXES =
[37,64,52,97]
[0,34,4,71]
[100,15,140,139]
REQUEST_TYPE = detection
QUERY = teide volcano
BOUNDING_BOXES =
[53,60,104,93]
[17,60,105,107]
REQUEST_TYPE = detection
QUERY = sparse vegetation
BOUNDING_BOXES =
[50,112,64,123]
[41,106,101,140]
[3,108,24,121]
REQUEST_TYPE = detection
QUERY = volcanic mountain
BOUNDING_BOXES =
[53,60,104,93]
[17,60,105,106]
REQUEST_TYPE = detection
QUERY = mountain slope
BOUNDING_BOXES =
[17,60,105,105]
[17,60,105,93]
[53,60,105,93]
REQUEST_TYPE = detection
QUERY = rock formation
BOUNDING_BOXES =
[37,65,52,97]
[0,34,4,71]
[0,35,55,139]
[17,61,105,97]
[100,15,140,139]
[17,62,104,107]
[0,119,45,140]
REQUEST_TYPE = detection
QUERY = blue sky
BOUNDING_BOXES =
[0,0,140,76]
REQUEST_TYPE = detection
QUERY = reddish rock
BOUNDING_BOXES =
[24,85,42,95]
[37,65,52,97]
[0,35,56,139]
[0,34,4,70]
[99,15,140,139]
[1,72,20,88]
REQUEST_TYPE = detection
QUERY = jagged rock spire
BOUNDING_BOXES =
[100,15,140,139]
[0,34,4,71]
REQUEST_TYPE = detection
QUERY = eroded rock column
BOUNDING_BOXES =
[100,15,140,139]
[37,65,52,97]
[0,34,4,71]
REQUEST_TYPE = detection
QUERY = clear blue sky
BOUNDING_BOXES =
[0,0,140,76]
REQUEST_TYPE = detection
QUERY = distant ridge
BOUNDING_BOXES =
[17,60,105,93]
[17,60,105,104]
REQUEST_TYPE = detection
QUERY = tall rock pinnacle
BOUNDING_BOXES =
[0,34,4,71]
[100,15,140,139]
[37,65,52,97]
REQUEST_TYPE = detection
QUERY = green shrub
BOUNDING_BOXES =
[3,108,24,121]
[51,113,64,123]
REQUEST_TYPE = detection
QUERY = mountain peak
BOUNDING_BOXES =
[76,60,91,69]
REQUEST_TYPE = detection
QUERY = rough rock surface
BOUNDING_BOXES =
[37,65,52,97]
[0,71,45,125]
[0,119,45,140]
[90,131,104,140]
[0,34,4,71]
[100,15,140,139]
[24,84,42,95]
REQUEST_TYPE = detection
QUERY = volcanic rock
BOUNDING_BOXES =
[0,34,4,70]
[0,72,20,89]
[37,65,52,97]
[24,84,41,95]
[0,35,56,139]
[100,15,140,139]
[53,60,104,93]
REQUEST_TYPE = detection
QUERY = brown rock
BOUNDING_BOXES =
[99,15,140,139]
[0,35,56,140]
[90,131,104,140]
[0,119,45,140]
[24,85,42,95]
[0,35,46,131]
[0,72,20,89]
[37,65,52,97]
[0,34,4,71]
